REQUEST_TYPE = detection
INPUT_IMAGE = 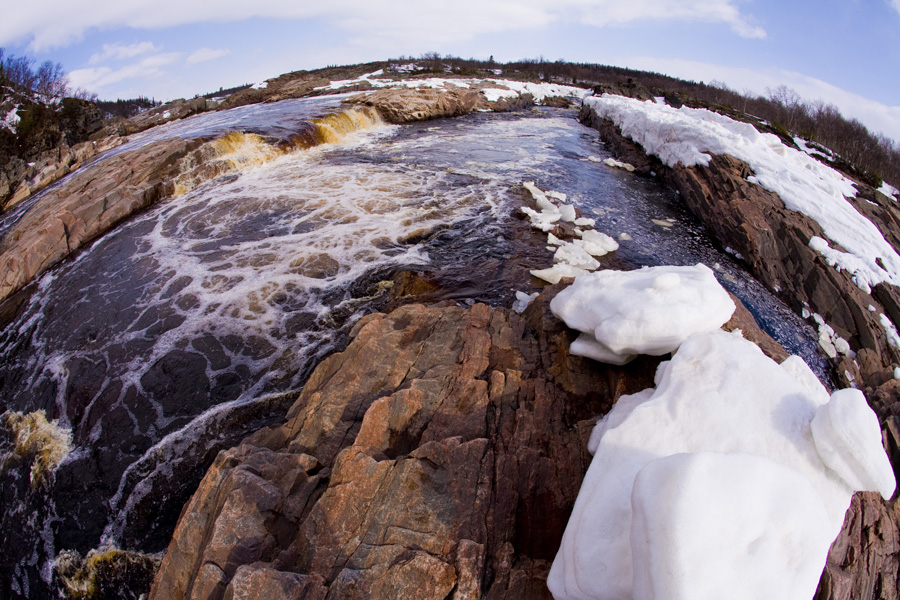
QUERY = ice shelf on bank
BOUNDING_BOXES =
[584,94,900,293]
[549,264,735,365]
[548,266,895,600]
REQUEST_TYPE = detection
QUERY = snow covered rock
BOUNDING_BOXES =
[549,264,735,363]
[548,329,895,600]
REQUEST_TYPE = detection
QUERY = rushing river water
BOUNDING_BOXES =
[0,98,826,599]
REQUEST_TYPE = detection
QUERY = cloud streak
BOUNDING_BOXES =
[187,48,231,65]
[0,1,766,51]
[88,41,158,64]
[69,52,182,91]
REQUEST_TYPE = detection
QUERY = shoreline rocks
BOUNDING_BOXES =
[579,101,900,600]
[149,294,663,599]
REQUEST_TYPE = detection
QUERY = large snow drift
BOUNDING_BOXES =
[584,94,900,293]
[549,264,735,364]
[548,328,895,600]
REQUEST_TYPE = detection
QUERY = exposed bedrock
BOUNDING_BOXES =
[581,104,900,600]
[0,135,251,306]
[345,86,530,124]
[149,295,665,600]
[579,104,900,398]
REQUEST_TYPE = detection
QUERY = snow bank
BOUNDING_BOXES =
[548,328,895,600]
[879,181,899,202]
[549,264,735,364]
[584,94,900,293]
[1,105,19,132]
[314,69,590,105]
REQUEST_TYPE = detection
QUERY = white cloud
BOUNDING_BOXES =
[69,52,182,93]
[88,41,158,64]
[0,1,764,51]
[891,0,900,16]
[619,57,900,142]
[575,0,765,38]
[186,47,231,65]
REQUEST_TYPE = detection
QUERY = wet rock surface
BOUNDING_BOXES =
[580,103,900,599]
[149,294,663,599]
[0,137,201,304]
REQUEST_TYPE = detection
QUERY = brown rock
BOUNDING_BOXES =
[346,86,485,124]
[817,492,900,600]
[150,296,661,600]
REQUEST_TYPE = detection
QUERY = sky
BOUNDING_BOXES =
[1,0,899,141]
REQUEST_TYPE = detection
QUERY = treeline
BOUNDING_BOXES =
[0,48,71,99]
[399,54,899,189]
[94,97,160,119]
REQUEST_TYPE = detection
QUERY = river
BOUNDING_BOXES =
[0,98,825,599]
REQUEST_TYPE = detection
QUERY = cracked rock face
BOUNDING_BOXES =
[149,296,661,600]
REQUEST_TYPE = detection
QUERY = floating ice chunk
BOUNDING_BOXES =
[520,206,561,231]
[558,204,577,222]
[546,190,568,202]
[604,157,636,172]
[548,329,896,600]
[631,452,834,600]
[524,181,560,211]
[512,291,539,314]
[554,243,600,271]
[574,217,595,227]
[549,264,735,362]
[587,155,604,163]
[811,388,896,499]
[531,263,590,284]
[576,230,619,257]
[619,232,633,241]
[651,219,673,228]
[547,233,565,246]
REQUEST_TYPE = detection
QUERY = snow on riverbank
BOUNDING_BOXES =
[584,94,900,293]
[315,69,590,105]
[547,266,895,600]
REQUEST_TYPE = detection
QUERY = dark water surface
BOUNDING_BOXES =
[0,101,825,598]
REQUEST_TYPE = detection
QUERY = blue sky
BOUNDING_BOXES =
[2,0,899,140]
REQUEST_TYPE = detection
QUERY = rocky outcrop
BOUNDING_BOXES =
[1,98,108,209]
[346,87,489,124]
[0,132,290,305]
[149,294,664,600]
[1,136,123,211]
[580,103,900,396]
[581,102,900,600]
